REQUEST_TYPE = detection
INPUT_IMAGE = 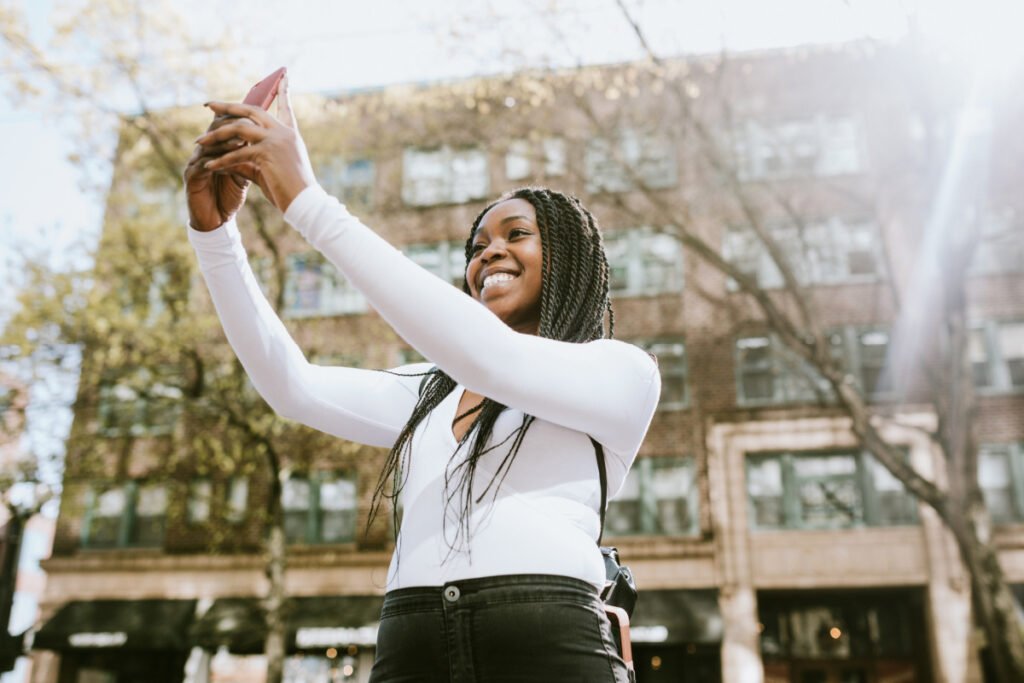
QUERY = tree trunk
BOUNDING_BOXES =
[264,499,287,683]
[947,501,1024,682]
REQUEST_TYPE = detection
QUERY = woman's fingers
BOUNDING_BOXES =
[204,143,258,171]
[196,120,267,147]
[205,101,276,127]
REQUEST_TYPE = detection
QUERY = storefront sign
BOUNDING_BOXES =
[68,632,128,648]
[295,626,378,648]
[630,625,669,643]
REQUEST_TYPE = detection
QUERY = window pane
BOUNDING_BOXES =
[88,487,126,547]
[603,233,631,295]
[870,458,916,525]
[318,475,357,543]
[999,323,1024,387]
[226,477,249,523]
[738,337,775,402]
[858,330,890,394]
[187,480,212,523]
[969,329,992,388]
[132,484,168,546]
[650,462,693,534]
[606,469,641,535]
[542,137,567,176]
[638,232,683,293]
[505,139,531,180]
[450,149,488,203]
[747,458,784,528]
[793,455,863,528]
[979,448,1015,523]
[283,478,312,543]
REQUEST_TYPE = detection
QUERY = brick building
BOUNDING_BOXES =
[28,40,1024,683]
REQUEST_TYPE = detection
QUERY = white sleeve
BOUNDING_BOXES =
[283,185,661,456]
[187,220,429,448]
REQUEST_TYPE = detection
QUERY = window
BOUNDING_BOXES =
[403,240,466,288]
[605,458,698,536]
[971,321,1024,392]
[318,158,375,208]
[736,336,828,406]
[585,129,677,193]
[225,477,249,524]
[638,339,687,409]
[733,115,864,180]
[284,252,367,317]
[979,443,1024,524]
[745,451,916,530]
[736,328,891,406]
[504,137,567,181]
[98,367,183,437]
[82,482,169,548]
[828,327,893,396]
[402,146,489,206]
[187,479,212,524]
[604,228,684,297]
[721,218,879,289]
[283,472,358,544]
[972,208,1024,275]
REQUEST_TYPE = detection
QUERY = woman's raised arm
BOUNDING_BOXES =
[188,220,426,448]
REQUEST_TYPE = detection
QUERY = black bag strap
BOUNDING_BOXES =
[590,436,608,546]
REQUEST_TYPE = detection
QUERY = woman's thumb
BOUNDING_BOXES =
[277,74,298,129]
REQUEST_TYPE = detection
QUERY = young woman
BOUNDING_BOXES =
[184,77,660,682]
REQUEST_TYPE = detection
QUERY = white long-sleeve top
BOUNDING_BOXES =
[187,185,661,590]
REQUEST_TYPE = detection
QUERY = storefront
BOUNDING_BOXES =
[191,595,384,683]
[758,589,931,683]
[33,599,197,683]
[629,590,723,683]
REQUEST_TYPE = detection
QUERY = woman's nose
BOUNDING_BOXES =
[480,240,508,263]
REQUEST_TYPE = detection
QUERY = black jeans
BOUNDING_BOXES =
[369,574,632,683]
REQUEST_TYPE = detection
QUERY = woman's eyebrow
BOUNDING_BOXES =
[499,215,532,225]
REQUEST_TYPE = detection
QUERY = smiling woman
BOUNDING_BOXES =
[185,81,658,682]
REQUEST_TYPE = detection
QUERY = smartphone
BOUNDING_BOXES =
[242,67,287,110]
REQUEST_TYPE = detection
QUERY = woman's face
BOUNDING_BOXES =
[465,198,544,335]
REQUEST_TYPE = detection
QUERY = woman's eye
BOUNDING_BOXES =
[509,228,529,238]
[470,243,485,254]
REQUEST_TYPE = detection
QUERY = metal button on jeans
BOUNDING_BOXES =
[444,585,460,602]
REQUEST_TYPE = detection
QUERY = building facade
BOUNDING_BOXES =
[28,40,1024,683]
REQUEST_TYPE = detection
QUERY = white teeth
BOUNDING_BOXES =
[482,273,516,289]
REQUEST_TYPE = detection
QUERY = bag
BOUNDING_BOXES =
[591,438,637,678]
[591,437,639,616]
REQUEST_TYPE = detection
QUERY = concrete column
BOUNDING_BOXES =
[719,586,763,683]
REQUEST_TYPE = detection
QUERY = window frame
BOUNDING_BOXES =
[283,251,368,318]
[732,115,866,181]
[744,450,918,531]
[282,470,359,545]
[584,128,678,194]
[401,145,490,207]
[971,320,1024,394]
[317,157,375,209]
[97,367,183,438]
[721,218,881,290]
[636,338,688,410]
[605,457,699,538]
[979,443,1024,524]
[81,480,169,549]
[603,227,684,298]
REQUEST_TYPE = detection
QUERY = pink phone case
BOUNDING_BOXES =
[242,67,287,110]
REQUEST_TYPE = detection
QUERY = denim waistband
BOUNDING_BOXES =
[381,573,600,617]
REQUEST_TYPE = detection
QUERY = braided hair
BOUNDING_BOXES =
[369,187,615,556]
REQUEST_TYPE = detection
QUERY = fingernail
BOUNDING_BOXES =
[203,161,213,169]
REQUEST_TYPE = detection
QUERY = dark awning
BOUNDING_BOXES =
[191,595,384,654]
[630,590,722,645]
[33,599,197,652]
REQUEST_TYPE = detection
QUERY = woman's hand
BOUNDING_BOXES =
[184,115,252,232]
[196,76,317,214]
